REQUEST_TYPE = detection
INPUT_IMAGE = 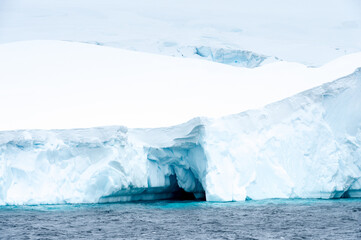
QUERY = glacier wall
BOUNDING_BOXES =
[0,120,208,205]
[0,127,147,204]
[0,69,360,205]
[204,68,361,201]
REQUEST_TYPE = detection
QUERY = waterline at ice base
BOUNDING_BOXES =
[0,41,361,205]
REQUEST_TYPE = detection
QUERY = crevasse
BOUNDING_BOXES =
[0,69,360,205]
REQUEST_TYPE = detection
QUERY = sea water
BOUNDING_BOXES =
[0,199,360,239]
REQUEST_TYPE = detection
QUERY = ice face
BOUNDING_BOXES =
[0,127,148,204]
[0,69,360,205]
[204,69,361,201]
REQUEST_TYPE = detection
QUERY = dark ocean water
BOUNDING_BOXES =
[0,199,360,240]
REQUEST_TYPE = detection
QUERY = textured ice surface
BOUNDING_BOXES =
[1,69,360,205]
[0,0,360,66]
[204,69,361,201]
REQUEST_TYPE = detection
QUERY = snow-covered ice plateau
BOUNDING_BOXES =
[0,0,360,66]
[0,41,361,204]
[1,40,361,130]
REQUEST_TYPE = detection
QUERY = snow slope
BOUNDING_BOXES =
[0,0,360,66]
[0,41,361,204]
[1,40,361,130]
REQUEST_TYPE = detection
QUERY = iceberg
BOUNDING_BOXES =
[0,41,361,205]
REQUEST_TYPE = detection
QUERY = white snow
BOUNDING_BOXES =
[1,40,361,131]
[0,0,360,66]
[0,40,361,204]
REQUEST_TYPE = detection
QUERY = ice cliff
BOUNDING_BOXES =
[1,68,360,205]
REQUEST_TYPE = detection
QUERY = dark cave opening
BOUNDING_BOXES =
[167,174,206,201]
[98,174,205,203]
